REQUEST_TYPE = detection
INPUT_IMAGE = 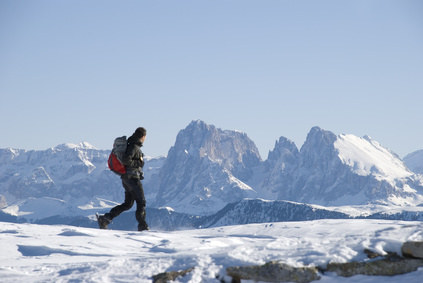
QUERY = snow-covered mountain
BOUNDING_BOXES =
[0,142,162,211]
[404,150,423,175]
[151,122,423,214]
[272,127,423,207]
[1,120,423,228]
[0,143,115,205]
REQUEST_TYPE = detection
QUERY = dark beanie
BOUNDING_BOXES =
[133,127,147,139]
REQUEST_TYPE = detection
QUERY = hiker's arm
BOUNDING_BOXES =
[122,145,142,168]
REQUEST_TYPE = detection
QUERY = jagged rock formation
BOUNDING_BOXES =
[153,120,261,215]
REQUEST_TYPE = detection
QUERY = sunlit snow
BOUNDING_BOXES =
[1,219,423,282]
[334,134,412,180]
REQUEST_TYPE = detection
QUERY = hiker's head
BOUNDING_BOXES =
[134,127,147,143]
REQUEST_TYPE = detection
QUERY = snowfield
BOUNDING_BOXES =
[1,219,423,282]
[334,134,412,180]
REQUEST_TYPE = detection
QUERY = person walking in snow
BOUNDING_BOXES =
[97,127,149,231]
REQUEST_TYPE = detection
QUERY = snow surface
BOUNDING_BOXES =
[334,134,412,180]
[1,219,423,282]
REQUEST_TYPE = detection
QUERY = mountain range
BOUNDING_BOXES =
[1,120,423,230]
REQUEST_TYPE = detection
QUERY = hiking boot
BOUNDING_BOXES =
[138,224,149,232]
[97,215,111,229]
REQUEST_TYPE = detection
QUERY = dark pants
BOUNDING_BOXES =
[106,178,149,231]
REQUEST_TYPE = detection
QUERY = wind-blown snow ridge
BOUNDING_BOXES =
[55,142,97,150]
[335,134,412,180]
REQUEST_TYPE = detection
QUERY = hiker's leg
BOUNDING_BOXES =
[136,201,148,231]
[131,179,148,231]
[106,182,135,220]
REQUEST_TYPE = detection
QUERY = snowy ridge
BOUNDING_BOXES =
[200,198,423,229]
[200,199,352,228]
[335,134,412,180]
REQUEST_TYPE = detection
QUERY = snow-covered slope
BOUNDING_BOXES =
[335,134,411,180]
[1,220,423,282]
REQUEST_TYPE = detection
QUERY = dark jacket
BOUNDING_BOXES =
[121,135,144,179]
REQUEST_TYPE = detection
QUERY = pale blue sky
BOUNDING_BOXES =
[1,0,422,158]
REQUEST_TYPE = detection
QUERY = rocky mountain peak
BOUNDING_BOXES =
[155,120,261,215]
[301,126,337,153]
[267,137,299,163]
[169,120,261,176]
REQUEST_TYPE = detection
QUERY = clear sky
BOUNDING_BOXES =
[1,0,422,158]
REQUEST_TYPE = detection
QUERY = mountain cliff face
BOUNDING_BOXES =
[153,120,261,215]
[260,137,299,200]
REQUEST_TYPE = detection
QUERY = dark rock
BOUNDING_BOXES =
[402,241,423,259]
[226,261,320,283]
[364,249,382,259]
[152,267,195,283]
[326,257,423,277]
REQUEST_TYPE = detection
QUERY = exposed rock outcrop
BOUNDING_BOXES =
[402,241,423,259]
[152,267,195,283]
[326,257,423,277]
[226,261,320,283]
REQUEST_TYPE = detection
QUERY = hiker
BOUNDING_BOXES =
[98,127,149,231]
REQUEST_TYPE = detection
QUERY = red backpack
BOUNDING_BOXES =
[108,136,127,176]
